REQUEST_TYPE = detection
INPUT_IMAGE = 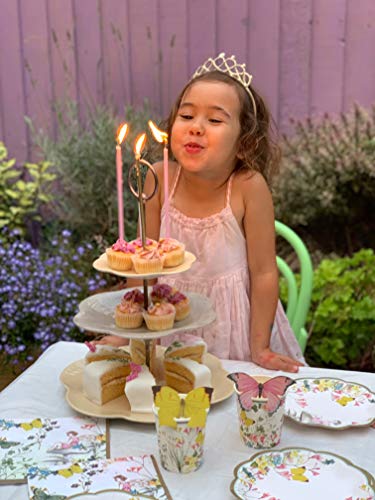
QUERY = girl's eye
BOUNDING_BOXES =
[179,114,192,120]
[209,118,222,123]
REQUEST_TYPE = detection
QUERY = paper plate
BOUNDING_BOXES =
[60,347,233,424]
[285,377,375,429]
[231,447,375,500]
[93,251,196,279]
[73,289,216,340]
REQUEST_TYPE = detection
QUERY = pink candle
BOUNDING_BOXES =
[116,123,129,241]
[116,144,124,241]
[163,141,170,238]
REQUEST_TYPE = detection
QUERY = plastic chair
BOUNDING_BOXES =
[275,221,313,353]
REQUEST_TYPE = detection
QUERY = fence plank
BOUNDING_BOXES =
[217,0,247,62]
[159,0,188,117]
[0,0,28,161]
[247,0,280,123]
[279,0,313,132]
[187,0,216,74]
[127,0,159,111]
[101,0,131,114]
[343,0,375,112]
[310,0,346,117]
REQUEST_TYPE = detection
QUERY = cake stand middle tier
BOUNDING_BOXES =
[73,289,216,341]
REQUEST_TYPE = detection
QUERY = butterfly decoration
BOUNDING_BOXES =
[227,373,296,412]
[290,466,309,482]
[152,386,213,428]
[31,488,66,500]
[18,418,43,431]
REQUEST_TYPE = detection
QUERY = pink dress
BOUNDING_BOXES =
[159,167,305,363]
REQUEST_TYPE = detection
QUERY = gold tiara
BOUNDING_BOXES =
[191,52,257,117]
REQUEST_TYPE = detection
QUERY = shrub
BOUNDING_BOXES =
[0,142,55,237]
[27,100,160,243]
[281,249,375,369]
[0,227,107,366]
[274,104,375,254]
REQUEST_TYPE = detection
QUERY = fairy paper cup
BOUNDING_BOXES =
[235,375,286,449]
[153,404,209,474]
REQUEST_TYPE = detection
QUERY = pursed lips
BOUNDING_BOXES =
[184,142,204,154]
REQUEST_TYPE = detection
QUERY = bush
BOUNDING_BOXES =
[274,104,375,254]
[27,100,161,243]
[0,142,55,237]
[281,249,375,370]
[0,227,107,366]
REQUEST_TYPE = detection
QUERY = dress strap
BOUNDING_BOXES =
[225,173,235,207]
[170,165,181,200]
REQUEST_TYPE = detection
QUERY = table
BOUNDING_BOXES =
[1,341,374,499]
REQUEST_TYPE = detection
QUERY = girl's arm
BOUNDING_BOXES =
[243,173,303,373]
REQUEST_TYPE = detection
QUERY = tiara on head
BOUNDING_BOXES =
[191,52,257,117]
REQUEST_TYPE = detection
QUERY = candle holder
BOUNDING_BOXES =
[128,156,158,366]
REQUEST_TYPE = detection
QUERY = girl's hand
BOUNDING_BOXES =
[252,348,304,373]
[91,335,128,347]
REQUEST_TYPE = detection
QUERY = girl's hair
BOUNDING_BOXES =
[166,71,281,186]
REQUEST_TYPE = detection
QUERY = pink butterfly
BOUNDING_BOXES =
[227,372,296,412]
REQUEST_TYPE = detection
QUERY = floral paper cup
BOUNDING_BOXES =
[234,375,286,449]
[153,405,208,473]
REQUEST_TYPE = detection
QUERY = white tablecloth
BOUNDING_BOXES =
[0,341,374,499]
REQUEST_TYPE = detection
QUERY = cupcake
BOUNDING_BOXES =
[130,237,158,252]
[150,283,174,303]
[106,239,136,271]
[169,290,190,321]
[158,238,185,267]
[122,289,144,305]
[115,299,143,329]
[143,302,176,331]
[132,248,165,274]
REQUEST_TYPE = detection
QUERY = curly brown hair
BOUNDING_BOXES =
[165,71,280,186]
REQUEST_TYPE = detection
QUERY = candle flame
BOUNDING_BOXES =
[117,123,128,145]
[148,120,168,144]
[134,133,147,155]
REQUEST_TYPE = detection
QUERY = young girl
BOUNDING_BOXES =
[99,53,305,373]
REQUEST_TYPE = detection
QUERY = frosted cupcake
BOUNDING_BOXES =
[132,248,165,274]
[130,237,158,252]
[158,237,185,267]
[150,283,174,303]
[143,302,176,331]
[106,239,136,271]
[122,289,144,305]
[169,290,190,321]
[115,299,143,329]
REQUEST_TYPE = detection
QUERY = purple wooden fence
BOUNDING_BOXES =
[0,0,374,163]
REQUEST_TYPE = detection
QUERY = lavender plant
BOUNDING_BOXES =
[0,227,107,366]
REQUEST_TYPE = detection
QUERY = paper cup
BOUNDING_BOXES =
[235,376,285,449]
[153,405,208,473]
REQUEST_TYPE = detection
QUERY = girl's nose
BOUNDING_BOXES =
[189,119,204,135]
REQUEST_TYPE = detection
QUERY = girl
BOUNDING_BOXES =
[99,53,305,373]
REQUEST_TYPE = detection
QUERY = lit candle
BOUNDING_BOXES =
[134,133,147,246]
[148,120,170,237]
[116,123,128,241]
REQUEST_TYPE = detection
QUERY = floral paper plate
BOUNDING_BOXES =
[285,378,375,429]
[231,447,375,500]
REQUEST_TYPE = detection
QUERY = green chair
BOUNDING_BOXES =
[275,221,313,353]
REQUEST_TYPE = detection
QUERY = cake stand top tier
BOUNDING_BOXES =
[93,251,196,279]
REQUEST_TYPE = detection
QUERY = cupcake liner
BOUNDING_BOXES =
[174,300,191,321]
[132,255,165,274]
[106,248,133,271]
[115,307,143,328]
[143,310,176,331]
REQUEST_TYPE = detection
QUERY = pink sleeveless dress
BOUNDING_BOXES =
[159,167,305,363]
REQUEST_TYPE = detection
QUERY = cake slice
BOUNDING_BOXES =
[124,364,156,413]
[164,336,207,363]
[129,339,157,376]
[85,345,131,364]
[83,359,131,405]
[164,358,212,394]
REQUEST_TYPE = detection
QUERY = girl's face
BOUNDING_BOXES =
[171,81,241,177]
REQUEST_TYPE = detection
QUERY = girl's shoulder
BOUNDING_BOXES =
[233,170,271,200]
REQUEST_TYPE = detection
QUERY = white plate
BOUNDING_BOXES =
[60,347,234,424]
[285,377,375,429]
[74,290,216,340]
[93,251,196,279]
[231,447,375,500]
